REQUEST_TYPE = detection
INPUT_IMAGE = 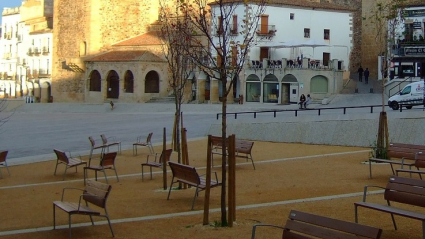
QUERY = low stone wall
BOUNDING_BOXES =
[2,98,25,112]
[208,117,425,147]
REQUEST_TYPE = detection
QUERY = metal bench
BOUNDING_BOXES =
[167,161,221,210]
[355,176,425,238]
[251,209,382,239]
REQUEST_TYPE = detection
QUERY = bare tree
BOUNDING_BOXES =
[180,0,267,226]
[158,0,195,163]
[366,0,406,157]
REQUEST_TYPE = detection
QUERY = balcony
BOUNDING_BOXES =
[38,69,50,77]
[42,46,50,54]
[32,70,39,78]
[256,24,276,36]
[17,35,22,42]
[3,52,11,59]
[27,48,34,56]
[34,47,41,55]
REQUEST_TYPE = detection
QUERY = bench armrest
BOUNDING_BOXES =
[362,185,386,202]
[199,172,220,184]
[61,187,84,201]
[251,224,286,239]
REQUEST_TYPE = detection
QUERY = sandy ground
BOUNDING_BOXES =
[0,138,423,239]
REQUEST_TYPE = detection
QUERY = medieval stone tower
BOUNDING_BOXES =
[52,0,160,102]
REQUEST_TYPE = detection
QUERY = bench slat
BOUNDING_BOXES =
[53,201,101,215]
[355,201,425,220]
[288,210,381,238]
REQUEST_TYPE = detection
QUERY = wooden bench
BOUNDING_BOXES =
[167,161,221,210]
[354,176,425,238]
[368,143,425,178]
[53,180,114,239]
[396,151,425,179]
[53,149,87,180]
[251,209,382,239]
[211,137,255,169]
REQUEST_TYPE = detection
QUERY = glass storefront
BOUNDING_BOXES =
[246,74,260,102]
[263,74,278,103]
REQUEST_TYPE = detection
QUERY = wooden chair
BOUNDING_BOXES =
[84,152,119,185]
[141,149,172,181]
[53,149,87,180]
[88,136,107,166]
[53,180,114,239]
[0,150,10,178]
[133,132,154,156]
[100,134,121,154]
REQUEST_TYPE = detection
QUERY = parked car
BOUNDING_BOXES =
[388,81,424,110]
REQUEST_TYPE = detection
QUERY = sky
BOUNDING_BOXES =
[0,0,23,25]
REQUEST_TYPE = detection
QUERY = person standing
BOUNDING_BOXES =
[364,68,370,84]
[357,65,364,82]
[299,94,306,109]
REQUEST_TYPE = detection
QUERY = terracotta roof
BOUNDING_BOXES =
[86,50,164,62]
[209,0,354,12]
[113,31,163,46]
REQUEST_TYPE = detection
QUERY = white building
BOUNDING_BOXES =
[0,7,20,98]
[210,2,354,104]
[0,0,53,103]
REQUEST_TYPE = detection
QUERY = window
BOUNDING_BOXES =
[290,13,294,20]
[124,70,134,93]
[304,28,310,38]
[259,14,269,34]
[89,70,101,92]
[400,86,411,95]
[231,46,237,66]
[231,15,238,35]
[216,48,223,66]
[260,47,269,61]
[217,16,223,35]
[324,29,330,40]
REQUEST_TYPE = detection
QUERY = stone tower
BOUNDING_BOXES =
[52,0,160,102]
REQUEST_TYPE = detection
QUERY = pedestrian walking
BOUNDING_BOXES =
[357,65,364,82]
[364,68,370,84]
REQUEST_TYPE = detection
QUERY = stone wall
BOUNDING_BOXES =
[208,117,425,147]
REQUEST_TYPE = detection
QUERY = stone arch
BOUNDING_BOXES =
[106,70,120,99]
[310,75,328,93]
[145,70,159,93]
[124,70,134,93]
[281,74,298,83]
[246,74,261,102]
[40,81,51,103]
[89,70,101,92]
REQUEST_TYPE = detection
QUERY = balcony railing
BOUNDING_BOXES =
[34,47,41,55]
[38,69,50,77]
[42,46,50,54]
[27,48,34,56]
[256,24,276,36]
[3,52,11,59]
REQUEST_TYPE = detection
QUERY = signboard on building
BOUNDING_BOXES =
[403,9,425,17]
[404,47,425,56]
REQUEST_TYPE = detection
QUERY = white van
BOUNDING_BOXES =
[388,81,424,110]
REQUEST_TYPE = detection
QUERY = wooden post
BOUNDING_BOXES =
[181,128,188,189]
[162,127,167,190]
[203,135,213,225]
[228,134,236,226]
